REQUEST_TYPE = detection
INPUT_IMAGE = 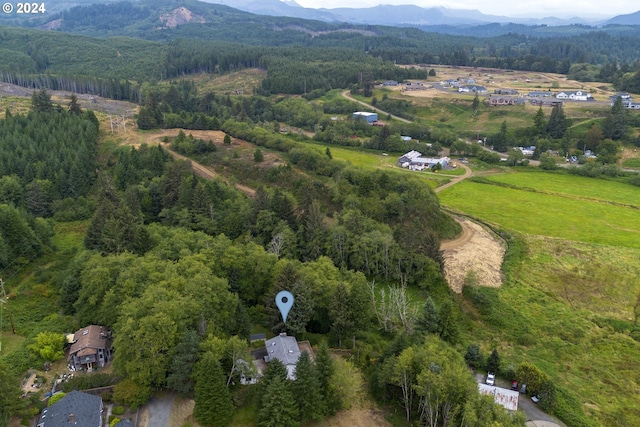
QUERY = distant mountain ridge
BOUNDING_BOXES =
[201,0,640,27]
[0,0,640,39]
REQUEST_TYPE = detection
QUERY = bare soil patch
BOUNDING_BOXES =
[169,397,197,427]
[441,217,506,293]
[314,406,393,427]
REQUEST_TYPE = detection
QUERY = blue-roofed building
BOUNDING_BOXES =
[37,390,103,427]
[353,111,378,123]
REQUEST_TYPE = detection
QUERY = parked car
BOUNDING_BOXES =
[486,372,495,386]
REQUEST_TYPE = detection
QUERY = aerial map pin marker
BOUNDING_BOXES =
[275,290,294,324]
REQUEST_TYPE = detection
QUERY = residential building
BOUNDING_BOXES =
[528,91,553,98]
[488,96,524,106]
[458,85,487,93]
[398,150,449,171]
[37,390,103,427]
[555,90,594,101]
[68,325,112,372]
[494,89,519,95]
[263,333,313,380]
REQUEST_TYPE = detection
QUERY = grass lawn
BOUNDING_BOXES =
[438,180,640,248]
[297,141,448,189]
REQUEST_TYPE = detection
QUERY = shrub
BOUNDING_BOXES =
[112,406,126,416]
[113,379,152,410]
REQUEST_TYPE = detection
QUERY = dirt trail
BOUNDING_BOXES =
[440,217,506,293]
[125,129,256,198]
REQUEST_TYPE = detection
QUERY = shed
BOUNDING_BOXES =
[353,111,378,123]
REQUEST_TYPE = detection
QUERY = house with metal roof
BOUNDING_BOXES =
[352,111,378,123]
[37,390,103,427]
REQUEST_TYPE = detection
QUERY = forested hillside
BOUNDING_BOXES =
[0,0,639,98]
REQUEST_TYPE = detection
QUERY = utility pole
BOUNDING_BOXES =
[0,278,16,336]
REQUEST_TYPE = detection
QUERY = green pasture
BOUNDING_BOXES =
[503,238,640,425]
[297,141,449,188]
[483,171,640,207]
[438,180,640,248]
[496,278,640,426]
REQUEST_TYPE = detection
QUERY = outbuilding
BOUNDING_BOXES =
[353,111,378,123]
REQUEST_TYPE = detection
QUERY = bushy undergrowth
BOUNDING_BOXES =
[60,373,120,392]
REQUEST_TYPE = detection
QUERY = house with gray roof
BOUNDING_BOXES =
[263,333,316,380]
[264,333,301,380]
[37,390,103,427]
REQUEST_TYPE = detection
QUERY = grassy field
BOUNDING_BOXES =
[438,179,640,248]
[469,236,640,427]
[297,141,449,189]
[482,171,640,207]
[437,170,640,426]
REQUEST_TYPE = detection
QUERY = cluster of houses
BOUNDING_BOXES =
[610,92,640,109]
[35,325,315,426]
[398,150,450,171]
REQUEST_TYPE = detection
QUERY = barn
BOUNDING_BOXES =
[353,111,378,123]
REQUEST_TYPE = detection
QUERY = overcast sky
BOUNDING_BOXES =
[292,0,638,19]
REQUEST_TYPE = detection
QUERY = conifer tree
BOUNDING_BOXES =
[31,88,53,113]
[193,352,234,427]
[546,104,568,139]
[486,348,501,374]
[315,341,340,415]
[167,330,200,394]
[415,296,440,336]
[68,94,82,115]
[533,107,546,136]
[258,376,299,427]
[293,351,324,423]
[602,97,628,140]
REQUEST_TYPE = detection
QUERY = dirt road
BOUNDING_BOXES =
[341,90,412,123]
[125,129,256,198]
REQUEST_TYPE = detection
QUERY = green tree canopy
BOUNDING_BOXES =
[193,352,234,427]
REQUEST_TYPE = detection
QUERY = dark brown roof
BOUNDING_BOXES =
[68,325,109,358]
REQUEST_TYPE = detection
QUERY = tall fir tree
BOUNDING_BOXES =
[293,352,324,423]
[415,296,440,336]
[602,97,628,140]
[193,352,234,427]
[533,107,546,136]
[258,376,299,427]
[315,341,340,415]
[546,104,568,139]
[167,330,201,394]
[31,88,53,113]
[486,348,501,374]
[68,94,82,115]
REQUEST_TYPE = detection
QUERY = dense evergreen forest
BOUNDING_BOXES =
[0,0,640,99]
